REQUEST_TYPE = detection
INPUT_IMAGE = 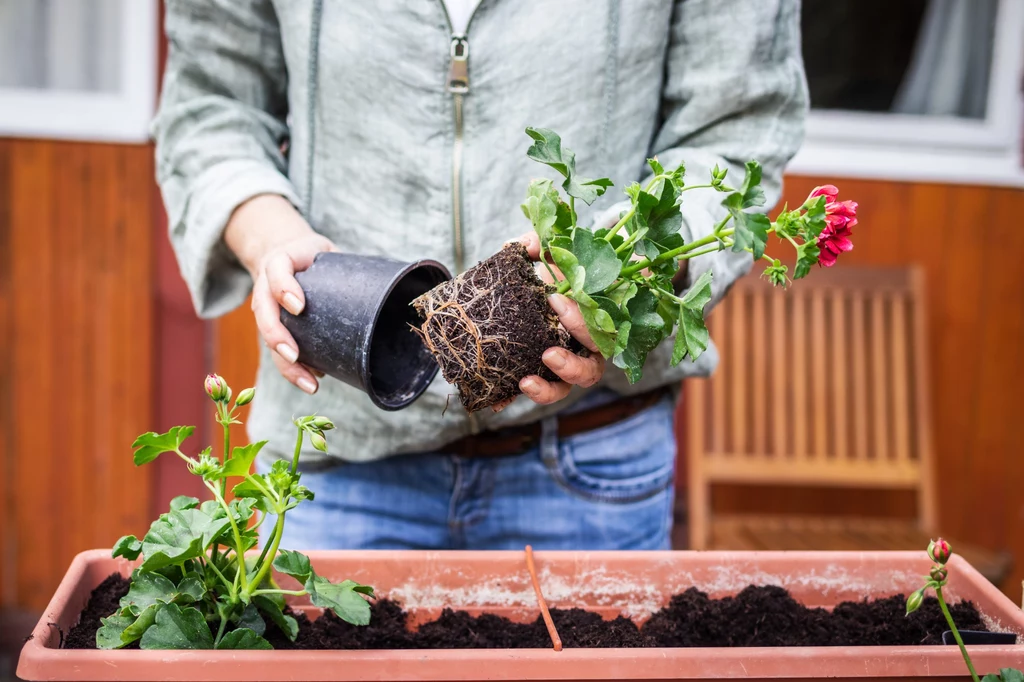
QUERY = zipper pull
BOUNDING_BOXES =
[448,35,469,94]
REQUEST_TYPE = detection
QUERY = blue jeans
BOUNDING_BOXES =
[258,392,677,550]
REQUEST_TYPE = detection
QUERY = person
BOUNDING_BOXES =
[153,0,807,551]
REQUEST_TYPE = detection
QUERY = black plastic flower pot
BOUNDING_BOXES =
[279,252,451,411]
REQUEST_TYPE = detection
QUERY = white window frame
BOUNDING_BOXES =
[0,0,157,144]
[788,0,1024,188]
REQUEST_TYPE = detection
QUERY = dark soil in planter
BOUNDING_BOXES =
[64,573,990,650]
[411,243,579,412]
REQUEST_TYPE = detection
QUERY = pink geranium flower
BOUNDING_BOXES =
[808,186,857,268]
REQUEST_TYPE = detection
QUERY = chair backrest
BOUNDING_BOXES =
[685,265,936,550]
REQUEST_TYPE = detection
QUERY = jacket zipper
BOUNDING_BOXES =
[440,3,481,433]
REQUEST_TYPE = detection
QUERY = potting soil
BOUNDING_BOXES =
[64,574,989,650]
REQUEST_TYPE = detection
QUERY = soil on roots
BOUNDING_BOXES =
[412,242,576,412]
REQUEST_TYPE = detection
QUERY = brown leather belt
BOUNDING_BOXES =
[444,387,670,458]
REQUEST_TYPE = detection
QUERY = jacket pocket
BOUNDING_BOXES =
[545,395,676,504]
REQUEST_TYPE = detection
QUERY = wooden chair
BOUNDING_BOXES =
[684,265,1011,586]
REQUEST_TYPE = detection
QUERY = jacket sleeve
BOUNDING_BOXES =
[651,0,808,307]
[152,0,301,319]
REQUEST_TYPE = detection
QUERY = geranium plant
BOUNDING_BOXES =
[907,539,1022,682]
[96,375,372,650]
[414,127,857,411]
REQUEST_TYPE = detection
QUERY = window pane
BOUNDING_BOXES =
[802,0,997,119]
[0,0,122,93]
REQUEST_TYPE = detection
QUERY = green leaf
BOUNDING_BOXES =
[176,575,206,603]
[254,595,299,642]
[121,603,162,645]
[216,628,272,650]
[96,614,134,650]
[112,535,142,560]
[549,246,586,295]
[612,289,667,383]
[578,295,629,358]
[729,211,771,260]
[169,496,200,512]
[672,271,714,364]
[739,160,765,208]
[140,508,231,571]
[569,229,621,294]
[132,426,195,466]
[139,604,214,650]
[521,179,561,244]
[647,158,665,177]
[273,549,313,584]
[218,441,267,479]
[524,127,611,205]
[794,241,820,280]
[1000,670,1024,682]
[120,571,177,616]
[237,603,266,636]
[983,675,1003,682]
[644,179,683,243]
[232,477,273,513]
[305,575,372,626]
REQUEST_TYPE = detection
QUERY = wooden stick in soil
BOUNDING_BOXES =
[525,544,562,652]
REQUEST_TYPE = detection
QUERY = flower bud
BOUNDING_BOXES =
[930,566,948,583]
[309,431,328,453]
[234,387,255,407]
[204,374,230,403]
[905,588,924,615]
[311,416,335,431]
[928,538,952,565]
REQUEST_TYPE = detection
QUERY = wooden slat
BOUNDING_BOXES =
[0,140,11,608]
[729,289,747,454]
[792,293,808,459]
[851,292,869,460]
[711,310,726,455]
[871,295,889,461]
[703,456,921,488]
[771,288,787,458]
[811,288,827,458]
[890,295,912,462]
[751,290,767,455]
[831,289,848,461]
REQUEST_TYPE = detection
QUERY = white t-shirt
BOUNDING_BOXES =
[445,0,482,35]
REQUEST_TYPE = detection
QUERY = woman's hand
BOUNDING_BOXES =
[499,232,606,409]
[224,194,338,395]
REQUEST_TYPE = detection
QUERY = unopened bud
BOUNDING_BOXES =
[204,374,230,403]
[309,431,327,453]
[311,416,335,431]
[930,566,948,583]
[928,538,952,565]
[905,588,924,615]
[234,387,255,407]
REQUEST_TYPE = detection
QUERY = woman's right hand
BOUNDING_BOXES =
[224,194,339,395]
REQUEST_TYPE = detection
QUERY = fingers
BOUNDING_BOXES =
[252,275,300,366]
[265,253,305,316]
[508,232,540,260]
[543,347,604,388]
[491,396,516,413]
[270,348,319,395]
[548,294,599,353]
[519,375,571,405]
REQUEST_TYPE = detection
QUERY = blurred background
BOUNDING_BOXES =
[0,0,1022,675]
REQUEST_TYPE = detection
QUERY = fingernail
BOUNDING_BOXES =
[545,348,566,371]
[282,292,303,315]
[297,377,317,395]
[521,377,539,396]
[548,294,568,316]
[276,343,298,364]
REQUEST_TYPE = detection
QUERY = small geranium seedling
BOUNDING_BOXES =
[97,375,372,650]
[414,127,857,412]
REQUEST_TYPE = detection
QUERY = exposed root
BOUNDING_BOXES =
[412,243,573,412]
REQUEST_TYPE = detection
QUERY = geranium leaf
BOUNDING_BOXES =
[218,441,267,479]
[273,549,313,584]
[569,230,621,294]
[96,614,134,650]
[237,603,266,636]
[739,160,765,208]
[169,495,200,511]
[139,604,214,650]
[613,289,667,383]
[120,571,177,616]
[305,575,372,626]
[131,426,194,466]
[216,628,272,650]
[672,271,713,364]
[112,535,142,560]
[121,603,162,644]
[140,508,230,571]
[254,595,299,642]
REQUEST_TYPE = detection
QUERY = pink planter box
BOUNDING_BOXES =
[18,549,1024,681]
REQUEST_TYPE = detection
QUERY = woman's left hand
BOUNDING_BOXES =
[493,232,606,411]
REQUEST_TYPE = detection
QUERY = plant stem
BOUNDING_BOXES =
[569,196,576,227]
[602,207,635,242]
[290,428,303,475]
[220,405,231,498]
[214,606,229,648]
[205,480,249,593]
[936,586,981,682]
[614,229,644,255]
[205,556,235,595]
[620,232,722,277]
[247,513,286,595]
[679,183,716,193]
[252,588,307,597]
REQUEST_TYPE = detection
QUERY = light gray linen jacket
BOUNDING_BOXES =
[153,0,808,465]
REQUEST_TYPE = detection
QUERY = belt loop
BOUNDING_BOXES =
[539,413,559,465]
